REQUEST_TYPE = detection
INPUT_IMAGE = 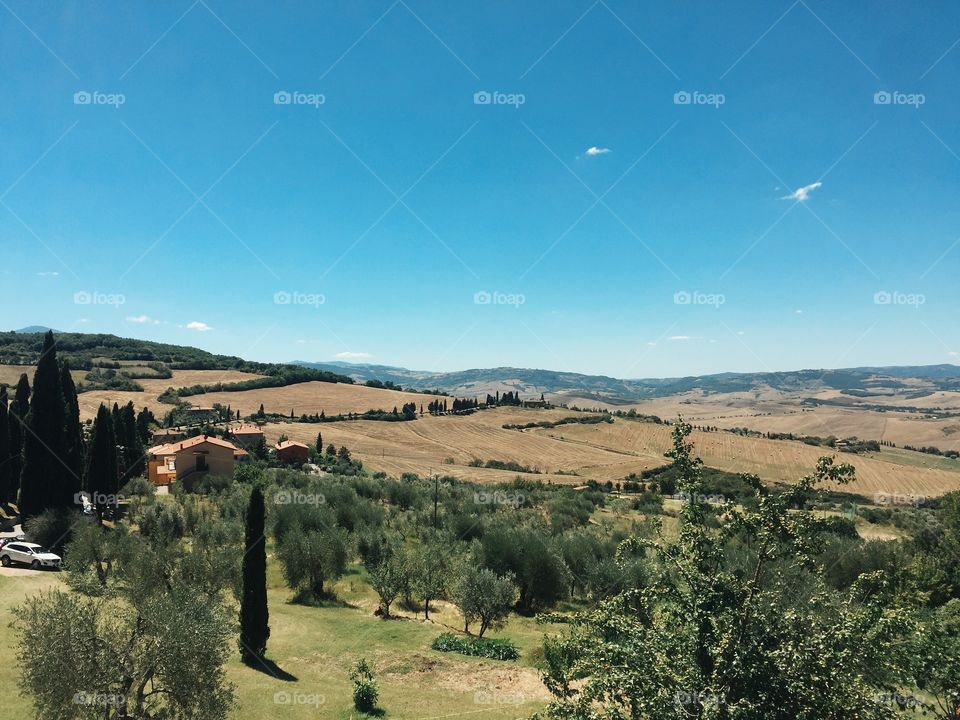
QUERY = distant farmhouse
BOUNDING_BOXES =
[275,440,310,465]
[148,435,245,485]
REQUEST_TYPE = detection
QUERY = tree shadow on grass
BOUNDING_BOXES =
[243,656,298,682]
[288,589,359,609]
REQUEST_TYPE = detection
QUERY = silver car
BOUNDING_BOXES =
[0,542,62,569]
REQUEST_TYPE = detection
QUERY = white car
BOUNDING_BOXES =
[0,542,62,569]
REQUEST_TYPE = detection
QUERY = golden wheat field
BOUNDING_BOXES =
[261,406,960,498]
[190,381,450,419]
[562,387,960,452]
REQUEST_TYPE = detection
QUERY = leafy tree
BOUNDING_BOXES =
[413,536,452,619]
[913,599,960,719]
[537,421,915,720]
[451,564,517,637]
[326,443,336,456]
[276,519,349,600]
[479,522,570,612]
[366,539,408,618]
[20,332,76,517]
[14,587,234,720]
[239,486,269,663]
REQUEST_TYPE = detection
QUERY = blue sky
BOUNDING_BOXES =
[2,0,958,377]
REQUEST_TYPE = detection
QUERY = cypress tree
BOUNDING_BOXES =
[120,402,145,479]
[85,404,118,519]
[7,373,30,505]
[60,361,84,490]
[135,407,152,446]
[315,431,323,453]
[19,331,70,518]
[0,387,11,505]
[239,485,269,663]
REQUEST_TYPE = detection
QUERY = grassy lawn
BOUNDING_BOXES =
[0,558,553,720]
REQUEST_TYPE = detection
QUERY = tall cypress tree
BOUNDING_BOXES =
[239,485,269,663]
[60,361,84,490]
[0,387,11,505]
[85,404,118,519]
[120,402,145,479]
[19,331,70,518]
[7,373,30,505]
[316,431,323,454]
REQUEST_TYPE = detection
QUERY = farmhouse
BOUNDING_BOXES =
[147,434,240,485]
[229,424,265,448]
[275,439,310,465]
[151,428,185,444]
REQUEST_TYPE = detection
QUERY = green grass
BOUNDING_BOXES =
[0,558,552,720]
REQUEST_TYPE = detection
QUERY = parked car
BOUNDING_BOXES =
[0,542,62,569]
[0,533,25,549]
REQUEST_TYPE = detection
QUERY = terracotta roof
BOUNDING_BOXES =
[149,434,239,456]
[275,440,309,450]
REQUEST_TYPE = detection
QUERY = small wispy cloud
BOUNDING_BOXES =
[36,271,59,277]
[780,181,821,202]
[185,321,213,332]
[668,335,701,341]
[335,351,371,360]
[127,315,159,324]
[585,146,611,157]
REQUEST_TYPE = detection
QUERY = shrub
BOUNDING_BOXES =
[431,632,519,660]
[350,658,379,713]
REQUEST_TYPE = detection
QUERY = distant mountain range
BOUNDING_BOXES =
[294,360,960,403]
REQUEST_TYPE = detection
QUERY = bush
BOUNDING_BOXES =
[22,508,79,552]
[431,632,519,660]
[350,658,379,713]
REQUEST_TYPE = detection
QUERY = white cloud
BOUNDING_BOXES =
[668,335,701,341]
[795,309,803,315]
[36,271,59,277]
[585,146,611,157]
[781,181,821,202]
[126,315,159,324]
[186,321,213,332]
[334,351,371,360]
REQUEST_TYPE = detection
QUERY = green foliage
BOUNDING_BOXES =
[537,420,918,720]
[431,632,519,660]
[20,331,77,517]
[451,565,517,637]
[350,658,379,713]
